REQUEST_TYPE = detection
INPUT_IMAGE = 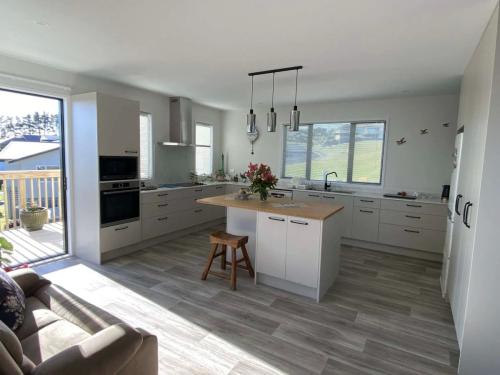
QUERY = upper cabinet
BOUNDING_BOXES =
[96,93,140,156]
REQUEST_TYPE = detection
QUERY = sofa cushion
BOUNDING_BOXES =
[15,297,61,341]
[0,320,23,365]
[21,319,90,365]
[0,268,25,331]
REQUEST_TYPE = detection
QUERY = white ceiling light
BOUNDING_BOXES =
[246,75,256,133]
[267,73,277,132]
[290,69,300,132]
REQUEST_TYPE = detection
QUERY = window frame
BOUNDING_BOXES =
[195,122,213,175]
[139,112,153,180]
[282,120,387,186]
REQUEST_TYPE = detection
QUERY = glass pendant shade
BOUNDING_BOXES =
[267,108,277,132]
[247,109,256,133]
[290,105,300,131]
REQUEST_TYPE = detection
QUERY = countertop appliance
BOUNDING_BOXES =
[161,97,193,146]
[270,188,293,199]
[100,180,140,227]
[99,156,138,181]
[441,128,464,296]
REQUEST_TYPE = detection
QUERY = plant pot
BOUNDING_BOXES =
[20,208,48,231]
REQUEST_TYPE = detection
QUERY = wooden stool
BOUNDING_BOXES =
[201,231,254,290]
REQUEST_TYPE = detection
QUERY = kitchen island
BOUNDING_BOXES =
[197,194,344,301]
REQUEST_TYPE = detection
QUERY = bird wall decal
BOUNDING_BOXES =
[396,137,407,145]
[442,123,450,127]
[420,129,429,135]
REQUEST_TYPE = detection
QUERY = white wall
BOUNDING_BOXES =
[0,55,223,184]
[459,5,500,374]
[222,95,458,194]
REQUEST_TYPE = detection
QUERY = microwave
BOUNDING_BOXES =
[99,156,138,181]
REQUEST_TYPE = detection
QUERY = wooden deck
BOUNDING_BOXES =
[2,221,66,266]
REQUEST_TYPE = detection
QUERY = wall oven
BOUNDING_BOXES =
[99,156,138,181]
[100,181,140,227]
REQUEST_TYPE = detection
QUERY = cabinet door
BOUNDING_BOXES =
[286,217,321,288]
[256,213,287,279]
[101,221,141,252]
[352,207,380,242]
[97,94,140,156]
[322,194,353,238]
[293,191,323,203]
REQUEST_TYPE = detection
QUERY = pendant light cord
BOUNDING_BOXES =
[250,76,254,109]
[271,73,275,108]
[294,69,298,107]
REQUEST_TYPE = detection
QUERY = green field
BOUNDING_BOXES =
[285,140,382,183]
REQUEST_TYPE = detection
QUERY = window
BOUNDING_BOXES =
[139,112,153,180]
[283,121,385,184]
[195,123,213,175]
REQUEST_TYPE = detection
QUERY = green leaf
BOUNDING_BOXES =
[0,237,13,251]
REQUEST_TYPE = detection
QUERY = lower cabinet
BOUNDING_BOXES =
[100,221,141,253]
[378,224,446,253]
[352,207,380,242]
[256,212,321,288]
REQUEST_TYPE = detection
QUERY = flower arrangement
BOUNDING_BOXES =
[245,163,278,201]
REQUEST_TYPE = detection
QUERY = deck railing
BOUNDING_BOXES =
[0,170,63,230]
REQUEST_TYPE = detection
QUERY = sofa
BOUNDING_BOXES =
[0,268,158,375]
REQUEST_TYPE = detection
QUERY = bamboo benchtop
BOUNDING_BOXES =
[197,194,344,220]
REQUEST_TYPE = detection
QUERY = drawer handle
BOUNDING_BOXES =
[194,189,203,192]
[308,194,320,198]
[290,220,309,225]
[157,217,168,221]
[124,150,138,154]
[404,229,420,234]
[114,226,129,231]
[215,186,223,189]
[268,216,285,222]
[406,204,422,208]
[405,215,421,219]
[323,195,335,199]
[360,199,374,203]
[360,209,373,214]
[158,203,169,207]
[158,193,169,197]
[194,209,203,213]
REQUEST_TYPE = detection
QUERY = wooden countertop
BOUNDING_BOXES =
[197,194,344,220]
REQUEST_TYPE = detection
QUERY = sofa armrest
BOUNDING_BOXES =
[31,323,143,375]
[9,269,51,297]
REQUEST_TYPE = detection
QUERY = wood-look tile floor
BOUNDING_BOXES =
[36,225,459,374]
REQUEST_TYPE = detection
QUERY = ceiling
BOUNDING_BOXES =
[0,0,497,109]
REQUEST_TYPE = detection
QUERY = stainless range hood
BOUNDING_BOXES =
[161,97,194,146]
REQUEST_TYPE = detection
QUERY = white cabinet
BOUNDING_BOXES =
[379,224,445,253]
[100,221,141,253]
[286,216,321,288]
[321,193,353,238]
[97,93,140,156]
[293,191,323,202]
[352,207,380,242]
[256,213,288,279]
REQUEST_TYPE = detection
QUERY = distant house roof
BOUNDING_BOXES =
[0,141,60,162]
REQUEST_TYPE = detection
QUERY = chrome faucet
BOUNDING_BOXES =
[324,171,338,191]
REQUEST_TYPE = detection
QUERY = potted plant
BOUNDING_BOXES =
[245,163,278,201]
[0,236,14,270]
[20,203,48,231]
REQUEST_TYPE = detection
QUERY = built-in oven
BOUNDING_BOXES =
[99,156,138,181]
[100,181,140,227]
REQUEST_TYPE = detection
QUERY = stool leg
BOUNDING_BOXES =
[220,245,227,270]
[201,243,218,280]
[231,247,237,290]
[241,244,255,278]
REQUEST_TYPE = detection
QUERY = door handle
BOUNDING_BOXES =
[360,199,374,203]
[268,216,285,222]
[360,209,373,214]
[455,194,463,215]
[124,150,138,154]
[290,220,309,225]
[114,226,129,231]
[405,215,421,219]
[406,204,422,208]
[404,229,420,234]
[463,202,472,228]
[157,203,169,207]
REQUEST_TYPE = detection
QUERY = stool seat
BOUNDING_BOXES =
[209,231,248,248]
[202,231,254,290]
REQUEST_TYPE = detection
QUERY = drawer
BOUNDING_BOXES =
[142,196,196,217]
[294,191,323,202]
[141,188,191,204]
[380,210,447,231]
[352,207,380,242]
[141,213,183,240]
[378,223,445,253]
[354,197,381,209]
[203,185,225,196]
[381,199,447,216]
[101,221,141,252]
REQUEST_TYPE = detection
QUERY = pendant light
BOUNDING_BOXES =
[290,69,300,131]
[267,73,277,132]
[247,76,256,133]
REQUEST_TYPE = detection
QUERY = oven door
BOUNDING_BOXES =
[99,156,138,181]
[100,188,140,227]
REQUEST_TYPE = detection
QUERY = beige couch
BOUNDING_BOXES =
[0,268,158,375]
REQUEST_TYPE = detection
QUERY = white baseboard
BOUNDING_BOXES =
[342,238,443,262]
[100,218,225,263]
